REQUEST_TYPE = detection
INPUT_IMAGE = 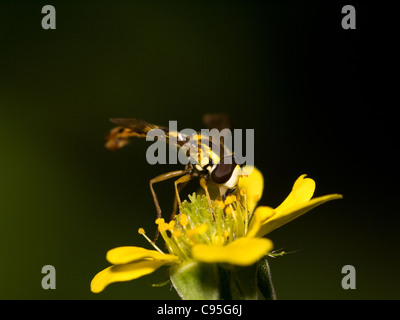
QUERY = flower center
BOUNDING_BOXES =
[155,190,251,262]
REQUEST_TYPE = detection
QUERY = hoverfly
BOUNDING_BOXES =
[105,114,245,233]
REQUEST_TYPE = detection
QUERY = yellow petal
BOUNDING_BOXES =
[246,206,275,238]
[192,237,273,266]
[238,166,264,213]
[106,246,179,264]
[256,193,343,237]
[90,260,168,293]
[275,174,315,213]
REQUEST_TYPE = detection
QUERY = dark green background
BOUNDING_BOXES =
[0,1,398,299]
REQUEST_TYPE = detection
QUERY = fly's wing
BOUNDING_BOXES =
[202,113,233,160]
[105,118,191,151]
[110,118,167,135]
[202,113,233,131]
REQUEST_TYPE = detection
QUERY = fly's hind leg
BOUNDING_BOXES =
[149,170,186,241]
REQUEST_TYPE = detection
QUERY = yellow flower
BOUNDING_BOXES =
[90,246,179,293]
[90,167,342,294]
[239,167,343,238]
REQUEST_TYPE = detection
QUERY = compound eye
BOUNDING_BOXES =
[210,156,237,184]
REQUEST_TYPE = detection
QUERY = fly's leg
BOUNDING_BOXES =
[200,177,216,221]
[173,175,193,212]
[171,179,190,220]
[149,170,186,241]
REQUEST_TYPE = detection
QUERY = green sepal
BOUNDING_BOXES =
[169,258,276,300]
[169,261,220,300]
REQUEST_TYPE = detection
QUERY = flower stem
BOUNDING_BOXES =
[257,257,277,300]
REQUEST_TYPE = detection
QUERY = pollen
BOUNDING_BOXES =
[158,221,169,232]
[224,195,237,206]
[138,228,145,235]
[168,220,176,231]
[215,200,225,209]
[179,214,189,227]
[172,229,182,238]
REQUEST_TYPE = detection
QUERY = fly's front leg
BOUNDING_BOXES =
[171,179,190,220]
[173,175,193,212]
